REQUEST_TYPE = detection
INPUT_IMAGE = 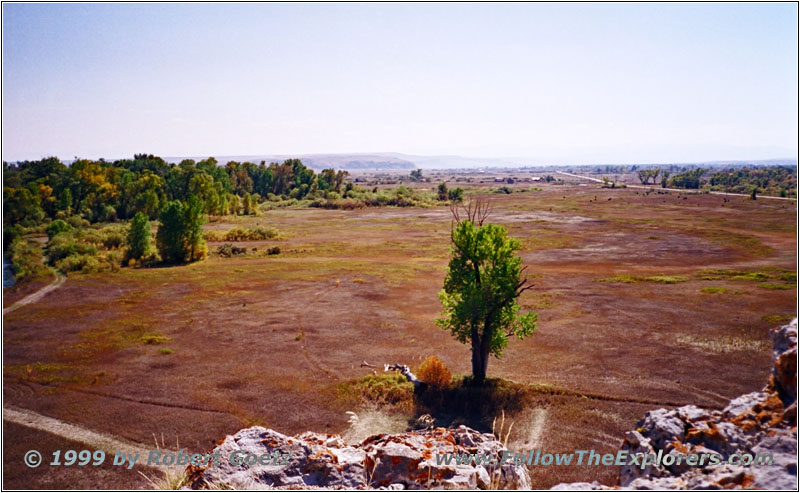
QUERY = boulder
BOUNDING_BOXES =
[187,425,530,490]
[552,318,798,491]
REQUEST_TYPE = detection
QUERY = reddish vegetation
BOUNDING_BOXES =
[3,182,796,488]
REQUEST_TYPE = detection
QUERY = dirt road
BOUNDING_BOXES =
[3,271,66,315]
[556,170,798,201]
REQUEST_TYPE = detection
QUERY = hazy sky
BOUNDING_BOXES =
[2,3,797,164]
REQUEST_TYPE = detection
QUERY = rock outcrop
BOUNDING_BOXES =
[553,318,798,490]
[185,425,530,490]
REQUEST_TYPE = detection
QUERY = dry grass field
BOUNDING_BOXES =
[3,181,796,488]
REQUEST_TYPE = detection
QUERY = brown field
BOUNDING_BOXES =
[3,181,797,488]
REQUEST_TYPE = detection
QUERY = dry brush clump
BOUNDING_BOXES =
[416,355,452,388]
[204,225,281,242]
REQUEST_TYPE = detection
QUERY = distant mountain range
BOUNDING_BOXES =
[163,153,418,170]
[50,153,796,171]
[163,152,541,170]
[163,153,796,171]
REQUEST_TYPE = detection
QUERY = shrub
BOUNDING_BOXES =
[4,224,23,250]
[447,188,464,203]
[216,243,247,257]
[205,226,281,242]
[45,219,72,239]
[267,246,281,255]
[417,356,452,388]
[9,238,48,279]
[55,250,123,274]
[66,215,90,229]
[46,232,97,263]
[226,226,280,241]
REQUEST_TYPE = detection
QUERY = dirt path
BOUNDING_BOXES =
[297,281,340,380]
[3,406,176,468]
[556,170,798,201]
[4,270,66,315]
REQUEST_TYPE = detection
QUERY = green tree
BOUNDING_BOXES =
[447,187,465,203]
[126,212,152,262]
[156,201,187,264]
[57,188,73,215]
[45,219,72,239]
[437,182,449,201]
[183,195,207,261]
[436,200,537,383]
[410,169,423,181]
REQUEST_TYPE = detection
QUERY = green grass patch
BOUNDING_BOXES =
[336,373,415,411]
[700,287,728,294]
[642,275,688,284]
[140,334,170,345]
[597,274,640,284]
[762,314,796,324]
[695,268,793,283]
[158,348,173,355]
[597,274,688,284]
[757,283,795,291]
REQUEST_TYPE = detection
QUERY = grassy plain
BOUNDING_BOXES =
[3,181,796,488]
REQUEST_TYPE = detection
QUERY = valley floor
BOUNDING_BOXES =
[3,183,796,488]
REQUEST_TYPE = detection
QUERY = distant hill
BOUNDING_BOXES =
[56,153,794,171]
[163,153,416,171]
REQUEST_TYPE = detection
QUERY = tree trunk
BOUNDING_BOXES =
[471,343,489,384]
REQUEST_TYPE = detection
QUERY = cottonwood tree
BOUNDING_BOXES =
[155,196,207,264]
[125,212,152,261]
[436,198,537,383]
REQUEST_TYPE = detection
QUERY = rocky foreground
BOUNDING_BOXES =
[184,425,530,489]
[185,320,796,490]
[553,318,798,490]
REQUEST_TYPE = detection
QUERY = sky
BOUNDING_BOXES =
[2,3,797,164]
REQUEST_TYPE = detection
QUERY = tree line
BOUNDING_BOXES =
[3,154,350,227]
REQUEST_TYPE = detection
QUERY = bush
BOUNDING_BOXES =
[216,243,247,257]
[46,220,73,239]
[4,224,23,251]
[417,356,452,388]
[267,246,281,255]
[447,188,464,203]
[46,231,97,263]
[205,226,281,242]
[225,226,280,241]
[66,215,90,229]
[55,250,122,274]
[79,225,126,249]
[9,238,48,279]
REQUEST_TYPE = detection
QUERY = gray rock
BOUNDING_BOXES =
[188,426,530,490]
[552,319,799,491]
[550,481,610,490]
[619,431,664,486]
[722,391,768,419]
[676,404,713,423]
[636,408,685,450]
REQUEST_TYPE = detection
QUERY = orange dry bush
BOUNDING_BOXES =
[417,356,452,388]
